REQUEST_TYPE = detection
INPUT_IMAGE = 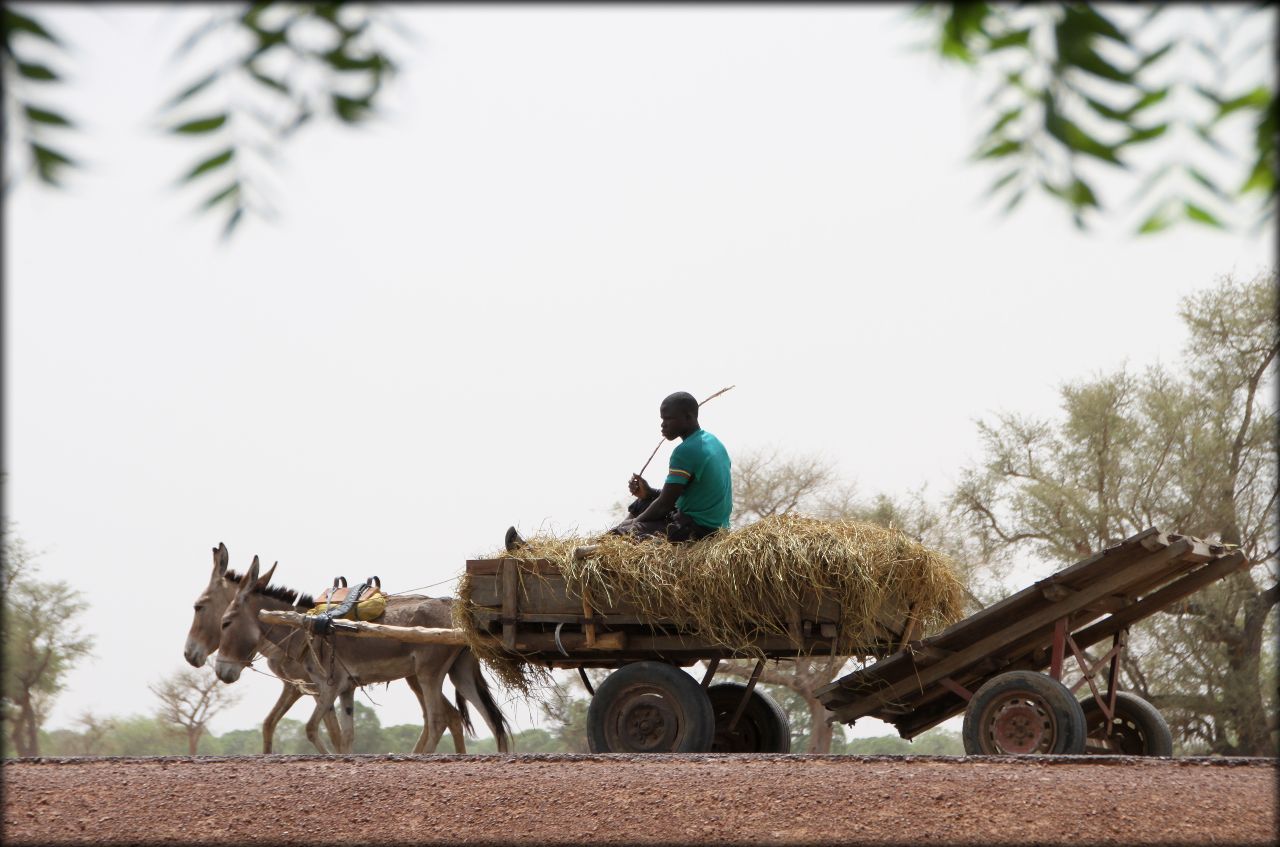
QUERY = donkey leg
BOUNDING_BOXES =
[306,687,339,754]
[263,682,303,753]
[336,688,357,753]
[321,701,344,751]
[408,673,467,753]
[449,650,510,753]
[413,664,461,755]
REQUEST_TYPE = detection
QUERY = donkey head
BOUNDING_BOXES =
[214,555,277,683]
[184,542,235,667]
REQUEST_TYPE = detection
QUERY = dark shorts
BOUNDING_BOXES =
[607,497,722,543]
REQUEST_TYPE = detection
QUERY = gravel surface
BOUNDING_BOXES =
[4,754,1276,846]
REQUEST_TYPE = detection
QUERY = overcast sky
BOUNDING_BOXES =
[5,4,1274,741]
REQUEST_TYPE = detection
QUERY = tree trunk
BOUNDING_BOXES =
[187,727,201,756]
[806,696,834,753]
[13,692,38,758]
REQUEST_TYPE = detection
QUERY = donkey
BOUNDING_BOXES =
[214,556,509,755]
[185,543,342,752]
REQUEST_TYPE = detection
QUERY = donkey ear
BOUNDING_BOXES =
[214,543,229,574]
[239,556,261,590]
[254,560,278,591]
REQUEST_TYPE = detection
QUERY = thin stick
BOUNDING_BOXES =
[637,385,736,477]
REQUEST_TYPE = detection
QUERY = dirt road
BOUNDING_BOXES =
[4,754,1275,845]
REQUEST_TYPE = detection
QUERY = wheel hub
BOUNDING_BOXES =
[989,698,1052,754]
[613,692,680,752]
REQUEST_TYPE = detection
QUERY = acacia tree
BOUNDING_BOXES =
[951,268,1278,755]
[149,666,240,756]
[1,528,94,757]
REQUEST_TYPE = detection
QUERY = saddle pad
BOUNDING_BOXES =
[308,589,387,622]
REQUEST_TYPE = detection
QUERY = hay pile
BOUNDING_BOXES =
[455,514,967,693]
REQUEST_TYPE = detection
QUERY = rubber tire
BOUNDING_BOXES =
[587,662,715,753]
[707,682,792,753]
[1080,691,1173,757]
[962,671,1087,755]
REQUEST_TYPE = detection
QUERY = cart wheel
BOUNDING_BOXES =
[587,662,714,753]
[1080,692,1173,756]
[962,671,1087,755]
[707,682,791,753]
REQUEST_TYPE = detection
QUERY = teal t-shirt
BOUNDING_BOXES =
[664,429,732,529]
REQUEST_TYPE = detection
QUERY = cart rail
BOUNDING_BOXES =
[815,528,1249,738]
[462,557,916,667]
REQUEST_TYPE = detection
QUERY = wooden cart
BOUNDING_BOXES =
[817,527,1249,755]
[263,527,1248,756]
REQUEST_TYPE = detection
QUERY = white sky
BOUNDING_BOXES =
[5,4,1274,742]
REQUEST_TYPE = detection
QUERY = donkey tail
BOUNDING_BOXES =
[454,689,475,736]
[450,648,510,752]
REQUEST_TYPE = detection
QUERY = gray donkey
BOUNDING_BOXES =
[187,544,507,753]
[212,554,508,754]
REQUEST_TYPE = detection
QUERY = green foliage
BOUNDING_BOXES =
[2,528,94,757]
[835,728,963,755]
[2,7,78,189]
[920,3,1276,233]
[2,3,405,238]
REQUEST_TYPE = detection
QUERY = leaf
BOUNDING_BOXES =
[1183,201,1224,229]
[1136,207,1175,235]
[1044,101,1124,166]
[172,114,228,134]
[1239,157,1275,196]
[180,149,235,183]
[1002,187,1027,213]
[331,94,371,124]
[986,167,1021,196]
[23,106,73,127]
[986,106,1022,135]
[1123,123,1168,146]
[16,62,58,82]
[201,182,240,210]
[1127,87,1170,116]
[221,205,246,240]
[1128,161,1173,205]
[3,9,61,45]
[164,72,219,111]
[1215,86,1270,122]
[321,49,383,72]
[1185,167,1228,199]
[977,138,1021,160]
[30,143,75,185]
[1070,5,1129,46]
[1133,42,1175,73]
[245,65,290,96]
[171,16,224,60]
[985,27,1031,52]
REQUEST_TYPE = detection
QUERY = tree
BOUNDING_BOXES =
[1,528,94,757]
[951,268,1278,755]
[69,710,116,756]
[149,666,240,756]
[920,3,1276,233]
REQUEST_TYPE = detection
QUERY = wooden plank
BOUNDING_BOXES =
[825,540,1192,721]
[502,559,518,651]
[467,558,562,576]
[257,611,469,644]
[1072,551,1249,651]
[515,631,626,652]
[818,536,1193,706]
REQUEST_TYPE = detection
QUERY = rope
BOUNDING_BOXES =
[384,575,460,597]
